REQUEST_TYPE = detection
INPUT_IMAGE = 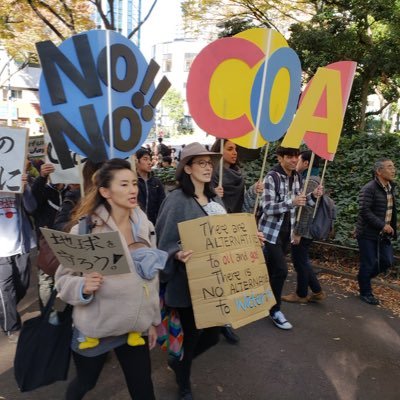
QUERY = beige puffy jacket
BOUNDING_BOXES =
[55,205,161,338]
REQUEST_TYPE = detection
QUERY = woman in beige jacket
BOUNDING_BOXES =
[55,158,163,400]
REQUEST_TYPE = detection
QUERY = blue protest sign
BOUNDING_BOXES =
[37,30,170,169]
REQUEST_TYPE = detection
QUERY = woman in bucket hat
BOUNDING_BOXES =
[155,142,226,400]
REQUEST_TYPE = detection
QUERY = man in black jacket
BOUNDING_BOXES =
[136,148,166,225]
[356,159,397,305]
[31,162,67,307]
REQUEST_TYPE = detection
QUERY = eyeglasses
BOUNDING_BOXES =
[191,160,213,168]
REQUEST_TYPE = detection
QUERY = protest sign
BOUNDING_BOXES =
[28,135,45,158]
[178,213,275,329]
[44,135,85,184]
[36,30,170,169]
[40,228,131,276]
[0,126,28,193]
[186,27,356,152]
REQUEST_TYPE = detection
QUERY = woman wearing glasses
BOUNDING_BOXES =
[156,143,225,400]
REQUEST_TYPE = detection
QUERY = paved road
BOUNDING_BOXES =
[1,267,399,400]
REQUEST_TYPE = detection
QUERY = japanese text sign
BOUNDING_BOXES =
[178,213,275,329]
[0,126,28,194]
[40,228,131,276]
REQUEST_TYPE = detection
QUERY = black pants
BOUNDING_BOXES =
[0,253,31,333]
[175,307,220,388]
[263,228,290,315]
[66,342,155,400]
[291,237,321,297]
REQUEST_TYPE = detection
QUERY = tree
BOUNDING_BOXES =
[0,1,95,62]
[161,88,184,134]
[288,0,400,132]
[183,0,400,133]
[0,0,159,63]
[182,0,313,33]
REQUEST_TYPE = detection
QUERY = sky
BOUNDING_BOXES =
[139,0,183,60]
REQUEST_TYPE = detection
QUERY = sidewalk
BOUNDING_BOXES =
[1,266,399,400]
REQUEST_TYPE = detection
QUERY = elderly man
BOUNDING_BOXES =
[356,159,397,305]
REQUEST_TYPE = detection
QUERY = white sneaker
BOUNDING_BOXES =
[270,311,293,330]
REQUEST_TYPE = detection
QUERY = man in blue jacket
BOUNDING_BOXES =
[356,159,397,305]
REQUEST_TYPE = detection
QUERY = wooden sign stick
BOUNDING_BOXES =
[296,151,315,222]
[312,158,328,218]
[218,138,224,187]
[253,142,270,215]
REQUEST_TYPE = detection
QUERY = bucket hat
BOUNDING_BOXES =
[175,142,221,180]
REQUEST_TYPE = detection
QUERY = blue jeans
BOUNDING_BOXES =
[291,238,322,298]
[357,237,393,296]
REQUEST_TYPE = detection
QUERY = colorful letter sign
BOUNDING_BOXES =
[186,28,356,153]
[37,30,170,169]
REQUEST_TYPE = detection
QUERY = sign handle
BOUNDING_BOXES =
[218,138,224,187]
[253,142,270,215]
[296,152,315,222]
[312,158,328,218]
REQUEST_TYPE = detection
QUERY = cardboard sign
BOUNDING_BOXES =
[28,135,45,158]
[178,213,275,329]
[37,30,171,169]
[40,228,131,276]
[0,126,28,193]
[45,134,85,184]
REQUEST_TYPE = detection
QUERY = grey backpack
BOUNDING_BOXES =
[309,194,337,240]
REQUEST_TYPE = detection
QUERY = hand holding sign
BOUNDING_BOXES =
[83,272,104,295]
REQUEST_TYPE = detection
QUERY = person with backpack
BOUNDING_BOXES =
[281,150,326,304]
[259,147,322,330]
[355,158,397,305]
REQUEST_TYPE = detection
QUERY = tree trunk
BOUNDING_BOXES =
[357,72,375,132]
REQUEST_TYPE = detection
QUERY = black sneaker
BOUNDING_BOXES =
[221,326,240,344]
[360,294,379,305]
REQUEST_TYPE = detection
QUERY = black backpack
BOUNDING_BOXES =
[309,194,337,240]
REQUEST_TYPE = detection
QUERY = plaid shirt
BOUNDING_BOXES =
[384,183,393,225]
[258,169,312,244]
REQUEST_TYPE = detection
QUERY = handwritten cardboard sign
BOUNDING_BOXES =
[0,126,28,193]
[28,135,45,158]
[178,213,275,329]
[40,228,131,276]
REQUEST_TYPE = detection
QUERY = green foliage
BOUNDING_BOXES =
[153,167,177,185]
[288,0,400,132]
[161,88,185,130]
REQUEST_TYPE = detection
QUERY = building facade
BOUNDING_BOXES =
[0,46,42,137]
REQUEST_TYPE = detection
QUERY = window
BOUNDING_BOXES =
[11,90,22,100]
[163,54,172,72]
[184,53,196,72]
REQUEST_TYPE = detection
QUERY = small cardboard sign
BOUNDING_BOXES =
[0,126,28,193]
[178,213,275,329]
[40,228,131,276]
[28,135,45,158]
